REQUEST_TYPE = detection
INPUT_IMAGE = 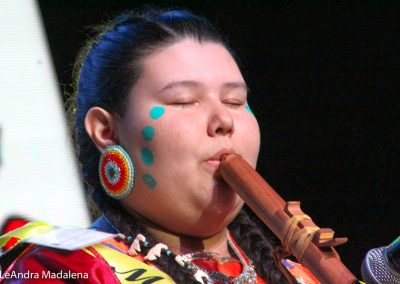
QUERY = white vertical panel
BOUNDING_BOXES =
[0,0,90,227]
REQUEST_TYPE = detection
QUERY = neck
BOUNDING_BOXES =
[145,223,231,257]
[120,206,232,257]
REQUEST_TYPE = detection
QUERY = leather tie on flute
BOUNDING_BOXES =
[220,154,358,284]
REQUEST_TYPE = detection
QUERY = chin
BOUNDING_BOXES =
[190,199,244,238]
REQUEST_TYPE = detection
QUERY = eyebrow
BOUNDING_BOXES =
[222,81,249,92]
[158,80,249,94]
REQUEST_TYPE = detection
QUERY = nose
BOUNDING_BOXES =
[207,103,234,137]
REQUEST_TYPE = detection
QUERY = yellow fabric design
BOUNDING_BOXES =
[0,221,53,247]
[87,243,175,284]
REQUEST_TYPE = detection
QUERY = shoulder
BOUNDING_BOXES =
[1,244,120,284]
[0,218,121,283]
[282,259,321,284]
[1,218,174,283]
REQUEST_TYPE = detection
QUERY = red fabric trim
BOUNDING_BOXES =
[193,259,267,284]
[1,219,29,251]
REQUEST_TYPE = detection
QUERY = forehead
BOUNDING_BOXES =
[137,39,244,91]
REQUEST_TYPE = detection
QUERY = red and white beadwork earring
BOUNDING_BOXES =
[99,145,135,199]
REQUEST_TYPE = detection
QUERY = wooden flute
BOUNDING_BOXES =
[220,154,358,284]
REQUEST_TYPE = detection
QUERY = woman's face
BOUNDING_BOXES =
[117,39,260,237]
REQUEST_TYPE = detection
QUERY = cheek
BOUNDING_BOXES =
[129,106,168,190]
[152,117,196,163]
[132,106,198,191]
[236,114,261,166]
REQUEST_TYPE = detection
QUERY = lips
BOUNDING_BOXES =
[205,148,235,170]
[205,159,221,168]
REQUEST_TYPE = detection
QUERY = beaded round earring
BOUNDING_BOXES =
[99,145,135,199]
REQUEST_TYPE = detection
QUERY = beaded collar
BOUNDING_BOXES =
[118,231,257,284]
[181,250,240,264]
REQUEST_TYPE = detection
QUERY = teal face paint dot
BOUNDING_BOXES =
[141,148,154,166]
[143,173,157,189]
[142,126,155,141]
[149,106,165,120]
[245,105,255,116]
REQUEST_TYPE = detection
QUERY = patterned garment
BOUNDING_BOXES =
[0,217,320,283]
[0,238,320,284]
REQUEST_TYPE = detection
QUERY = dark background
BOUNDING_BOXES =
[38,0,399,279]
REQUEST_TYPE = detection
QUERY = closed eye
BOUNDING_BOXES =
[170,101,198,107]
[223,100,245,108]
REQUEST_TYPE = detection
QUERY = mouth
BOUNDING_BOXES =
[204,148,236,172]
[204,159,221,169]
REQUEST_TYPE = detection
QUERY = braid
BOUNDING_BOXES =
[101,201,297,283]
[229,206,297,284]
[100,202,198,283]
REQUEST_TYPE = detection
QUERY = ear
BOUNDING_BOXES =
[85,107,119,152]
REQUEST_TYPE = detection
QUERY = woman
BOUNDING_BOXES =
[0,9,318,284]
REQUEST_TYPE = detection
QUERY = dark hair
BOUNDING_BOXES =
[71,8,295,284]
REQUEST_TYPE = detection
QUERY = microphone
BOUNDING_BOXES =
[362,236,400,283]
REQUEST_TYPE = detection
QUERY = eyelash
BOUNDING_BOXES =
[169,99,246,108]
[171,101,197,107]
[224,100,245,107]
